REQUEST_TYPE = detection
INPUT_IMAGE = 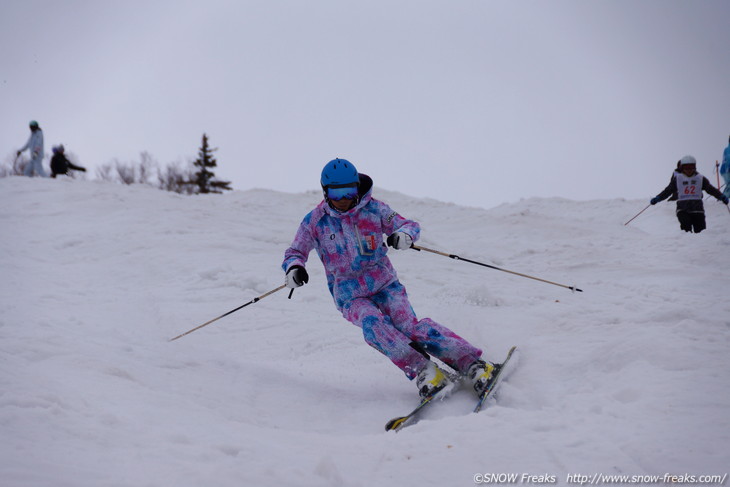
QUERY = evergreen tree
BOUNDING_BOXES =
[189,133,232,194]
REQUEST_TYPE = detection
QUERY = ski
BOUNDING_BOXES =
[385,346,517,431]
[384,393,440,432]
[473,345,517,413]
[384,376,461,432]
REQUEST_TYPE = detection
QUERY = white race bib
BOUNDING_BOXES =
[676,172,703,201]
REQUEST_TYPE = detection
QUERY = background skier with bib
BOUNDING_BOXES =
[650,155,728,233]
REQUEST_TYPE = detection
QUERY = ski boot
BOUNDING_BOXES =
[467,359,498,396]
[415,361,454,398]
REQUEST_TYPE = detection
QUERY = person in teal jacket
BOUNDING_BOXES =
[721,135,730,199]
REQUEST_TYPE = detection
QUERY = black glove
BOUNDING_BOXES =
[722,195,729,205]
[386,232,413,250]
[650,197,659,205]
[285,265,309,288]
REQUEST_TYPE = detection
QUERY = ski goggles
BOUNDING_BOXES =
[326,184,359,201]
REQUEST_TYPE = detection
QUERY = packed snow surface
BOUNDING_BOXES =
[1,177,728,486]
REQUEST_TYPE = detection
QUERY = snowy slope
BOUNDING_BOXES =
[1,177,729,487]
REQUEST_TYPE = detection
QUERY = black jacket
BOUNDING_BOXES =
[51,153,85,175]
[654,171,725,214]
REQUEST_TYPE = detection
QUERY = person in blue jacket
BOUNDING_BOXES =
[17,120,46,177]
[721,135,730,199]
[651,155,728,233]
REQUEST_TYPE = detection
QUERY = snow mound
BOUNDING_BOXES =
[1,177,728,486]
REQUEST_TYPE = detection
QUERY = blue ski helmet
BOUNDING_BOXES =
[29,120,39,128]
[320,158,358,188]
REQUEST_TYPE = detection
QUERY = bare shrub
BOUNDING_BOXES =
[158,161,196,194]
[95,162,115,182]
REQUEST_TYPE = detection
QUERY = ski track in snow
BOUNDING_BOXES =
[1,177,728,486]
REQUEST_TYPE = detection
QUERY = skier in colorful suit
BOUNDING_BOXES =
[282,158,494,398]
[650,155,728,233]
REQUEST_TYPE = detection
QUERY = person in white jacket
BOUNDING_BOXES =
[17,120,46,177]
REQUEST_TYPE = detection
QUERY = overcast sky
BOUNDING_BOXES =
[2,0,729,209]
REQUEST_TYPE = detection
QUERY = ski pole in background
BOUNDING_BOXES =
[624,204,651,226]
[716,160,721,189]
[713,160,726,208]
[13,153,21,175]
[411,244,583,292]
[169,284,287,341]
